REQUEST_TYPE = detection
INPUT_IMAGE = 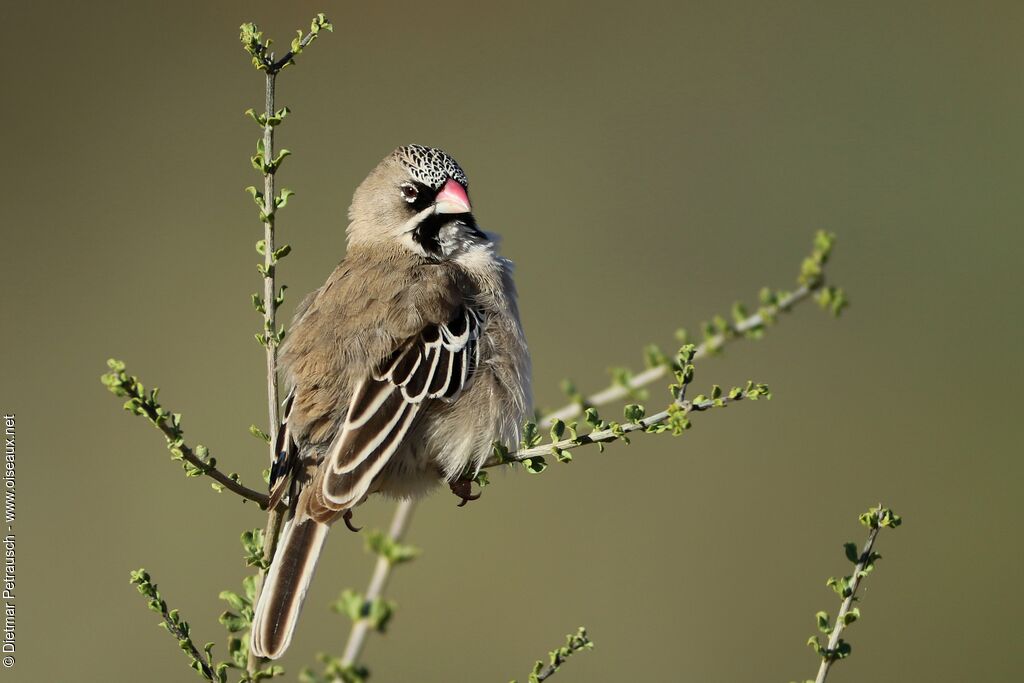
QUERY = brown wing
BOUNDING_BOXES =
[317,306,483,510]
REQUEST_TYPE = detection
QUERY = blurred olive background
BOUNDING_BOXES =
[3,1,1022,681]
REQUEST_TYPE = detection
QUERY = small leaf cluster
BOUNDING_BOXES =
[241,529,269,570]
[802,506,902,675]
[329,528,419,636]
[801,231,849,317]
[489,350,771,474]
[218,538,284,681]
[250,142,292,177]
[130,568,219,680]
[299,655,367,683]
[574,234,829,424]
[312,526,421,682]
[331,589,395,634]
[130,569,282,683]
[859,505,902,531]
[510,627,594,683]
[239,15,332,73]
[364,528,420,566]
[241,18,332,351]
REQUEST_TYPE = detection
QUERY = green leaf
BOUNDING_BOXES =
[364,529,419,565]
[218,590,246,612]
[523,457,547,474]
[276,188,295,208]
[331,590,364,622]
[249,424,270,443]
[520,421,542,448]
[219,611,247,633]
[623,404,645,422]
[843,542,859,563]
[549,419,566,442]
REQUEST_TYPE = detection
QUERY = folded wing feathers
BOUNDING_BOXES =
[323,306,483,504]
[322,400,420,507]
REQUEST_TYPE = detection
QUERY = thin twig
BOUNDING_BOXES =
[240,16,333,677]
[532,628,593,682]
[261,68,280,451]
[339,500,416,670]
[101,362,270,505]
[129,569,218,681]
[815,524,881,683]
[159,612,217,681]
[269,32,319,72]
[249,47,283,682]
[152,425,268,506]
[540,284,812,427]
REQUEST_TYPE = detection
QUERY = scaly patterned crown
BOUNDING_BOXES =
[394,144,469,190]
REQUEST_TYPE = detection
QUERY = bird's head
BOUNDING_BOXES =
[347,144,487,259]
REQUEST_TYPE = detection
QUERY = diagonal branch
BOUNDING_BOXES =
[815,526,880,683]
[490,385,769,469]
[487,378,770,471]
[513,627,594,683]
[130,569,220,681]
[809,505,902,683]
[540,284,811,428]
[101,360,269,506]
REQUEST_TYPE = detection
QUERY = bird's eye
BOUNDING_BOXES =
[400,184,418,202]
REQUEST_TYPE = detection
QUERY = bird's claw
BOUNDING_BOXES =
[449,479,481,507]
[342,509,362,533]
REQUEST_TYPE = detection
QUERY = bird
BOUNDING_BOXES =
[250,144,532,660]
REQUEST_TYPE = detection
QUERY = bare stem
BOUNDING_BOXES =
[339,500,416,670]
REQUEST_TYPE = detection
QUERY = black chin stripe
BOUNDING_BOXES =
[412,213,444,256]
[411,213,485,256]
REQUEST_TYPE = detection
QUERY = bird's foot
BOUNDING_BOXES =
[342,509,362,533]
[449,478,481,507]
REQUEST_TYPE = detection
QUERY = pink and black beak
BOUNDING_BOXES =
[433,177,472,215]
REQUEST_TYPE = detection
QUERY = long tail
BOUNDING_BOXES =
[250,518,330,659]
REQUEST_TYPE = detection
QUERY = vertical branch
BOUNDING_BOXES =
[249,67,284,682]
[239,16,332,678]
[262,69,280,451]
